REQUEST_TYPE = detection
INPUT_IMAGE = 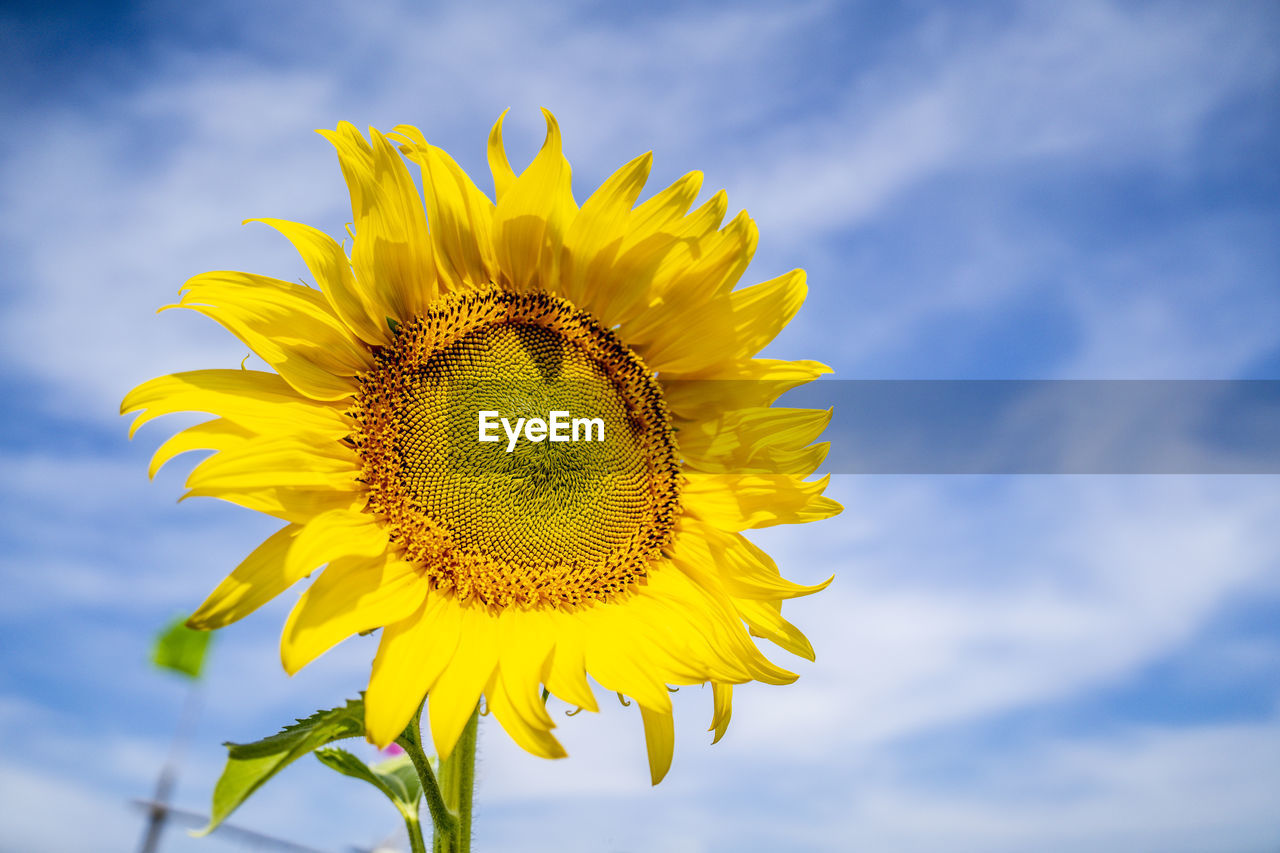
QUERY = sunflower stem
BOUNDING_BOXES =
[396,704,456,845]
[403,813,426,853]
[433,704,479,853]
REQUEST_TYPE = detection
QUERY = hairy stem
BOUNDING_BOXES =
[396,704,456,843]
[433,704,479,853]
[404,813,426,853]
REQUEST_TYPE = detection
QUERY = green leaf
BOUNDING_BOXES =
[195,698,365,836]
[151,614,212,679]
[314,748,425,816]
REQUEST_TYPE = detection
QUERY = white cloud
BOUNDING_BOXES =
[735,1,1279,240]
[824,714,1280,853]
[736,476,1280,752]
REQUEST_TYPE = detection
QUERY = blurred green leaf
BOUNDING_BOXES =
[314,748,424,817]
[151,614,212,679]
[194,698,365,836]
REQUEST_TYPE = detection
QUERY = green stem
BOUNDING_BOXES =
[433,704,479,853]
[396,704,456,842]
[404,813,426,853]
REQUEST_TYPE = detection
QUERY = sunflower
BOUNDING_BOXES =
[122,110,840,784]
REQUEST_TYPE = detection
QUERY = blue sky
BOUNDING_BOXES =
[2,1,1279,851]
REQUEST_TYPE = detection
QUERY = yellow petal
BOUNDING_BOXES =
[679,407,832,476]
[248,218,389,346]
[496,608,556,729]
[661,358,832,421]
[542,615,599,713]
[187,524,304,629]
[644,566,797,686]
[490,108,577,293]
[709,682,733,744]
[428,604,499,760]
[318,123,437,319]
[624,170,704,246]
[169,271,371,401]
[640,703,675,785]
[182,484,360,524]
[394,125,498,290]
[683,473,842,531]
[634,268,806,375]
[365,593,463,748]
[591,181,724,328]
[677,518,833,602]
[486,109,516,202]
[613,590,728,683]
[578,607,675,711]
[148,418,253,479]
[122,370,347,438]
[185,437,359,492]
[658,206,755,299]
[280,554,425,674]
[736,597,816,661]
[283,507,389,581]
[486,674,566,760]
[561,151,653,307]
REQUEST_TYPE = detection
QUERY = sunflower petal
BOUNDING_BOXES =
[248,218,389,346]
[365,594,463,748]
[579,607,676,711]
[709,682,733,744]
[561,151,653,307]
[497,608,556,728]
[592,182,726,328]
[394,125,498,290]
[650,203,751,301]
[122,370,348,438]
[187,524,303,629]
[283,507,390,581]
[182,484,360,524]
[149,418,254,479]
[168,271,369,401]
[640,704,675,785]
[428,604,499,760]
[679,407,833,475]
[184,438,358,492]
[683,473,842,530]
[644,565,797,686]
[661,358,832,421]
[736,598,817,661]
[319,123,436,319]
[678,518,833,602]
[280,554,426,675]
[490,108,577,293]
[624,171,704,244]
[543,616,599,713]
[486,110,516,202]
[486,674,566,760]
[634,268,807,375]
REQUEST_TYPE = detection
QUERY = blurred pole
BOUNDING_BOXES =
[137,685,202,853]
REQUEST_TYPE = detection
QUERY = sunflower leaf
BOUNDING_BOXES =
[194,697,366,836]
[151,614,212,680]
[314,748,423,815]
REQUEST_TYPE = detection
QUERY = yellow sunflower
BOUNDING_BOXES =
[122,110,840,784]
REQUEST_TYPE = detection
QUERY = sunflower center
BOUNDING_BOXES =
[352,290,680,610]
